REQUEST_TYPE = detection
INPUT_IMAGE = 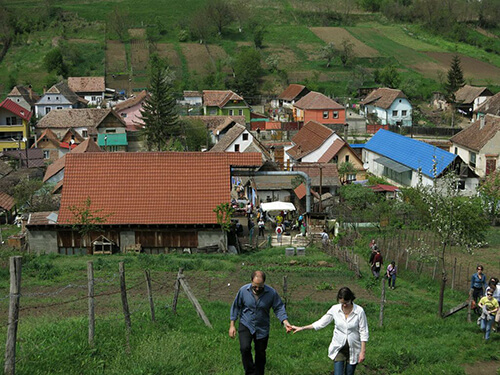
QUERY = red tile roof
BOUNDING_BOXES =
[476,92,500,116]
[287,121,334,160]
[450,114,500,152]
[0,99,32,121]
[294,91,344,110]
[113,90,148,111]
[58,152,262,225]
[278,84,308,101]
[0,191,15,211]
[294,183,307,199]
[203,90,244,108]
[318,139,345,163]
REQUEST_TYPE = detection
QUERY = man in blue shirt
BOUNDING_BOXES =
[229,270,291,375]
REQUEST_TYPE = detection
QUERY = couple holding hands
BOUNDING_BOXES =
[229,270,369,375]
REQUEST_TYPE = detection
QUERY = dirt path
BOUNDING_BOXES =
[463,360,500,375]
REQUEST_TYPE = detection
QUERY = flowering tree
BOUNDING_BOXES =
[478,170,500,225]
[418,165,488,316]
[213,202,235,252]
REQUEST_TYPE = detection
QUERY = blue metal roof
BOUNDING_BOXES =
[349,144,366,149]
[364,130,456,178]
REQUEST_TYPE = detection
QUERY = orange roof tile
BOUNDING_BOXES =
[0,99,32,121]
[58,152,262,225]
[278,84,308,101]
[203,90,244,108]
[287,121,334,160]
[318,139,345,163]
[113,90,148,111]
[0,191,15,211]
[294,91,344,110]
[360,87,407,109]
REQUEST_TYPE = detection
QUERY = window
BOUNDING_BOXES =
[238,109,243,116]
[0,132,23,141]
[6,117,17,125]
[457,180,466,190]
[345,155,350,162]
[56,97,59,100]
[402,110,407,116]
[106,129,117,133]
[392,110,398,117]
[347,173,356,182]
[228,109,234,116]
[45,107,51,114]
[47,96,50,101]
[82,130,88,137]
[333,111,339,119]
[469,151,476,168]
[332,155,338,164]
[43,150,50,159]
[323,111,329,119]
[91,96,96,101]
[242,133,249,141]
[234,144,240,152]
[454,147,458,155]
[121,113,127,118]
[56,106,63,110]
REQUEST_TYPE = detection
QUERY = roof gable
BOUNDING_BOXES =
[475,92,500,116]
[450,114,500,152]
[455,85,492,104]
[35,128,60,149]
[360,88,407,109]
[210,124,246,152]
[294,91,344,110]
[45,81,87,105]
[7,85,40,106]
[364,130,456,178]
[203,90,245,108]
[113,90,148,112]
[288,121,334,159]
[58,152,262,225]
[278,84,308,101]
[0,99,32,121]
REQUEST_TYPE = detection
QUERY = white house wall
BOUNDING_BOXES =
[364,99,412,126]
[302,133,342,163]
[227,131,253,152]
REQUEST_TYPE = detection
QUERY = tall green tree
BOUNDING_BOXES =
[319,42,336,68]
[444,55,465,127]
[232,47,262,100]
[139,55,181,151]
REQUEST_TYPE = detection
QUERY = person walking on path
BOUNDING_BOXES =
[258,218,265,238]
[485,278,500,332]
[386,261,397,289]
[478,287,499,340]
[291,287,369,375]
[471,265,487,313]
[371,249,383,279]
[229,270,292,375]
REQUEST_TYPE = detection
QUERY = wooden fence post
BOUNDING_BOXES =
[172,268,183,314]
[144,270,155,323]
[379,277,386,327]
[87,261,95,346]
[178,272,213,328]
[119,262,132,351]
[451,258,457,290]
[4,256,21,375]
[467,288,472,323]
[283,276,288,307]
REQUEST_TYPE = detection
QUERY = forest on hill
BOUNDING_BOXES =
[1,0,499,102]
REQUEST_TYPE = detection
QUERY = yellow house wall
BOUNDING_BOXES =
[0,120,29,151]
[337,147,366,180]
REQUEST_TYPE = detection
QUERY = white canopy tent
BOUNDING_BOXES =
[260,201,296,213]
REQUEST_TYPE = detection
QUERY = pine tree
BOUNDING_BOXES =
[445,54,465,97]
[139,55,180,151]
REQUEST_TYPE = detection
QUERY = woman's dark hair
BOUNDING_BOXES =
[488,281,497,289]
[337,287,356,302]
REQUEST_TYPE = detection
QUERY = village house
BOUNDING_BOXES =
[270,84,310,121]
[0,99,32,152]
[187,115,246,145]
[360,87,412,126]
[474,91,500,120]
[210,123,271,162]
[179,91,203,108]
[203,90,251,123]
[35,81,88,118]
[363,129,478,195]
[43,137,103,185]
[6,85,40,113]
[36,108,128,151]
[454,85,492,118]
[112,90,148,131]
[285,120,365,182]
[68,77,106,106]
[27,152,262,254]
[449,114,500,178]
[293,91,345,125]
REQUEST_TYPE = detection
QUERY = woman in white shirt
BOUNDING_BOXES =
[291,287,369,375]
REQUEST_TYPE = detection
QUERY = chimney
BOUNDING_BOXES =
[28,85,33,101]
[480,116,485,130]
[43,86,47,94]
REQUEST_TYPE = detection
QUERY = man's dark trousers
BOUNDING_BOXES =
[238,323,269,375]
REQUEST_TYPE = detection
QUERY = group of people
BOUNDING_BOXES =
[230,270,368,375]
[471,265,500,340]
[368,239,397,289]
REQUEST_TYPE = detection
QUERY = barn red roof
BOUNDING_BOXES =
[0,99,32,121]
[58,152,262,225]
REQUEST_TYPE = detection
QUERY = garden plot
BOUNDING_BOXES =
[310,27,379,57]
[424,52,500,85]
[180,43,229,74]
[130,38,149,73]
[106,40,127,73]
